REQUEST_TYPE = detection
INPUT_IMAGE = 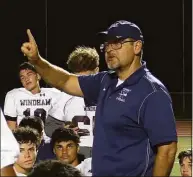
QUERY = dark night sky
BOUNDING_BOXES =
[0,0,192,119]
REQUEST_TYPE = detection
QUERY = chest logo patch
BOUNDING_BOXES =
[116,88,131,102]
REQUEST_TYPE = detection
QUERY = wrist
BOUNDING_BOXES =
[29,54,41,65]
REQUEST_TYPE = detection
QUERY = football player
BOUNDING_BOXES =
[51,127,92,176]
[13,127,40,176]
[45,46,99,157]
[4,62,61,131]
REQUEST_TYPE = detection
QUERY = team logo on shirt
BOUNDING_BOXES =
[116,88,131,102]
[20,99,51,106]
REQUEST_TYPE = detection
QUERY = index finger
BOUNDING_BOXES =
[27,29,36,44]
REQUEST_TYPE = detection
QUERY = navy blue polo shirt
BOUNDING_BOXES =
[78,62,177,176]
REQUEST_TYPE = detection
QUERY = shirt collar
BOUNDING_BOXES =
[125,61,148,85]
[108,61,148,86]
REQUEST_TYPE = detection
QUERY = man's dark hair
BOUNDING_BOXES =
[67,46,99,73]
[19,116,44,135]
[27,159,82,177]
[19,62,37,74]
[13,126,40,148]
[178,149,192,164]
[50,127,80,150]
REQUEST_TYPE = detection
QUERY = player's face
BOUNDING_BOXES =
[104,38,141,71]
[180,157,192,177]
[16,142,37,170]
[54,140,79,166]
[19,69,39,92]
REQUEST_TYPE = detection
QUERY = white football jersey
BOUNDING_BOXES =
[76,158,92,176]
[48,92,96,147]
[1,108,20,169]
[4,87,61,125]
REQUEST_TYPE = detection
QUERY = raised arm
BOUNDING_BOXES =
[21,29,83,97]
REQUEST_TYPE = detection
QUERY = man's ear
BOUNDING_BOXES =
[94,67,99,73]
[77,145,80,153]
[134,40,143,55]
[37,73,41,81]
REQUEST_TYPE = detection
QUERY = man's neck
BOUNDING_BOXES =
[14,163,31,175]
[71,158,80,167]
[30,86,41,94]
[117,58,142,80]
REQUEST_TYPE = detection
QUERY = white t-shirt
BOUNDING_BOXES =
[4,87,61,125]
[116,78,124,87]
[48,92,96,147]
[1,108,20,169]
[76,158,92,176]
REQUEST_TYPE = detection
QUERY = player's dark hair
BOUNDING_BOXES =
[178,149,192,164]
[19,116,44,135]
[18,62,37,73]
[27,159,82,177]
[67,46,99,73]
[50,127,80,150]
[13,126,40,148]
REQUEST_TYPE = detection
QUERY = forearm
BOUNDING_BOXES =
[153,142,177,176]
[21,30,83,96]
[153,154,175,176]
[31,55,71,90]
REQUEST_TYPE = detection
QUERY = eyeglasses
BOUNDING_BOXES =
[100,40,136,52]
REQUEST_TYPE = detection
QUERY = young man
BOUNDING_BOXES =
[13,126,40,176]
[46,46,99,157]
[21,20,177,176]
[18,116,55,162]
[1,108,19,176]
[178,149,192,177]
[51,127,92,176]
[28,160,82,177]
[4,62,61,131]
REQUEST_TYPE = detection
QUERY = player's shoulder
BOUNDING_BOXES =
[76,157,92,176]
[41,87,61,94]
[78,157,92,167]
[83,157,92,164]
[5,88,25,96]
[70,96,85,105]
[47,89,73,101]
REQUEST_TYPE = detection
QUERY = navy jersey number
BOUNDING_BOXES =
[23,108,47,123]
[72,116,90,136]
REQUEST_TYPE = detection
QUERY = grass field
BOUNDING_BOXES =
[170,136,192,176]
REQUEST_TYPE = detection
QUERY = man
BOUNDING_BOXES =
[1,108,19,176]
[51,127,92,176]
[21,20,177,176]
[178,149,192,177]
[13,127,40,176]
[46,46,99,157]
[4,62,61,131]
[27,160,82,177]
[19,116,55,162]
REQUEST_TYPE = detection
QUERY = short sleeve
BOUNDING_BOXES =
[4,90,17,119]
[142,91,177,146]
[78,72,107,105]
